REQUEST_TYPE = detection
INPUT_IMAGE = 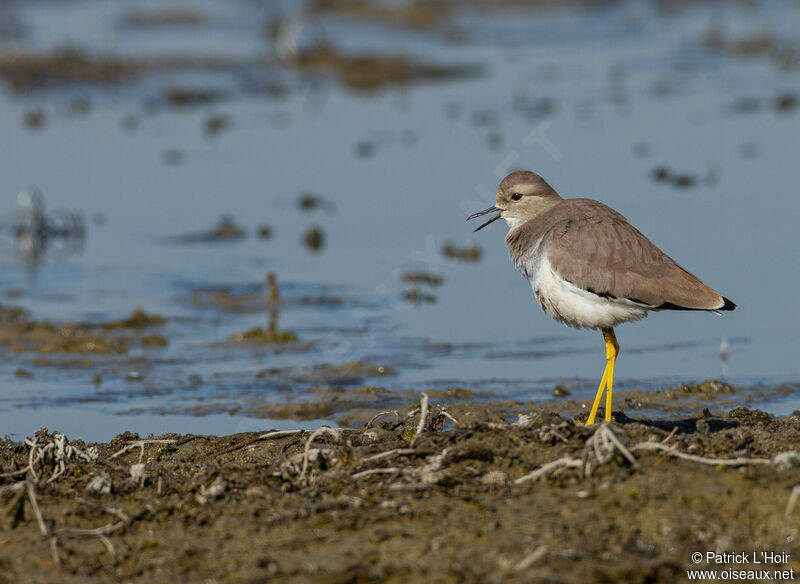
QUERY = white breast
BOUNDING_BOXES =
[524,253,648,330]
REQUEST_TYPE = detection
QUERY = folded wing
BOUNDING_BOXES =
[543,202,731,311]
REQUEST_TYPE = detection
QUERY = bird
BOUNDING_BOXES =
[468,170,735,425]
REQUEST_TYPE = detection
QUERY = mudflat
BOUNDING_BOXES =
[2,403,799,583]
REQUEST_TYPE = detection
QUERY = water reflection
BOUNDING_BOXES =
[0,189,85,281]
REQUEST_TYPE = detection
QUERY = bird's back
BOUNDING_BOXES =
[506,198,731,312]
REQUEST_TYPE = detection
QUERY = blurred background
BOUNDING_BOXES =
[0,0,798,441]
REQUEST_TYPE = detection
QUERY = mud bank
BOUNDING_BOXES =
[2,403,800,583]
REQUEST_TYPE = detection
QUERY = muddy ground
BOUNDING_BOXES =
[2,402,800,583]
[1,1,799,582]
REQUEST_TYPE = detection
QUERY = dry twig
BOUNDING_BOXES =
[360,448,415,465]
[24,481,60,567]
[632,441,771,466]
[110,439,176,463]
[513,544,548,572]
[57,521,125,560]
[2,432,96,482]
[258,429,305,440]
[662,426,679,444]
[411,392,429,446]
[585,424,639,474]
[435,405,459,426]
[364,410,400,429]
[220,430,306,456]
[514,457,583,485]
[785,485,800,520]
[298,427,343,484]
[404,407,420,420]
[351,468,400,480]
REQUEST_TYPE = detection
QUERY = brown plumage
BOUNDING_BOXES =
[506,198,730,311]
[468,170,735,425]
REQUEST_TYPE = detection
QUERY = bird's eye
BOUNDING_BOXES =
[511,193,523,201]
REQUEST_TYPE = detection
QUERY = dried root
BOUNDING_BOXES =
[1,430,98,483]
[0,430,172,568]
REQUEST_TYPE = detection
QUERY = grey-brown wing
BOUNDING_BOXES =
[543,214,725,310]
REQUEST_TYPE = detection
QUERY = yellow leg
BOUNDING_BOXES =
[585,364,608,425]
[604,329,619,422]
[585,328,620,426]
[604,352,615,422]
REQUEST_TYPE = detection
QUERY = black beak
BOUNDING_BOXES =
[467,205,502,232]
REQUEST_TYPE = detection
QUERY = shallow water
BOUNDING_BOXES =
[0,1,799,440]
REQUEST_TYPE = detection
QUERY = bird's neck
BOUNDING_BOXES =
[504,196,563,232]
[502,216,527,230]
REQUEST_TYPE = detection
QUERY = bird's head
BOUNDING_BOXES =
[468,171,561,232]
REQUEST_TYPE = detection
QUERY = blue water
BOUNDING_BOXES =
[0,1,798,440]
